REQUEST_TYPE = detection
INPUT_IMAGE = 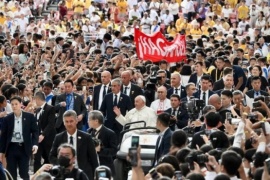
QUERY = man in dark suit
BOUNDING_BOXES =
[121,71,143,107]
[167,73,186,99]
[0,96,39,180]
[157,70,171,90]
[55,79,87,132]
[181,83,196,102]
[190,112,221,149]
[246,76,269,99]
[93,71,112,110]
[87,110,117,175]
[213,67,233,91]
[100,79,132,136]
[49,110,99,180]
[210,57,225,83]
[188,61,206,87]
[153,113,172,166]
[215,74,235,96]
[33,92,56,173]
[193,75,216,105]
[165,94,189,130]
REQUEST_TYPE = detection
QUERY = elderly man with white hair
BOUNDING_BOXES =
[113,95,157,129]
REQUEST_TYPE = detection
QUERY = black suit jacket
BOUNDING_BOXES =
[153,128,172,166]
[99,92,132,135]
[49,130,99,180]
[0,111,39,157]
[87,126,117,173]
[55,92,87,129]
[36,103,56,145]
[167,86,187,99]
[193,90,216,100]
[121,83,143,108]
[245,89,269,99]
[188,73,207,85]
[93,84,112,110]
[165,107,189,129]
[212,79,224,91]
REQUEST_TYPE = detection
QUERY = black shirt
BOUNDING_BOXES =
[64,168,89,180]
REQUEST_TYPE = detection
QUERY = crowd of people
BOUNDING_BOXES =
[0,0,270,179]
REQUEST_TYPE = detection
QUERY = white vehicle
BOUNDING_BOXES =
[114,121,158,180]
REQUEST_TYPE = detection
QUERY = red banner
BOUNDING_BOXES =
[134,28,187,63]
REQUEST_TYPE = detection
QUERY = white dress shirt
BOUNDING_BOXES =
[173,85,182,97]
[123,83,131,96]
[113,92,121,104]
[98,84,108,109]
[160,13,174,25]
[67,130,77,150]
[150,98,171,113]
[116,106,157,129]
[37,103,46,120]
[200,90,209,105]
[11,112,24,143]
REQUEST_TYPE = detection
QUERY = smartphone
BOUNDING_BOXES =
[265,158,270,174]
[129,148,138,167]
[242,99,247,106]
[131,136,139,148]
[261,122,267,136]
[97,169,107,178]
[89,86,94,92]
[226,112,232,123]
[174,171,182,180]
[253,101,261,108]
[82,86,86,91]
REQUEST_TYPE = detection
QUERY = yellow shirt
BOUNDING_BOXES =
[201,25,209,35]
[117,1,128,13]
[190,28,202,35]
[85,0,91,9]
[208,20,215,27]
[222,22,230,31]
[73,0,84,13]
[101,20,112,28]
[176,18,184,31]
[167,26,177,37]
[226,0,237,8]
[237,5,249,19]
[0,17,6,25]
[0,50,3,58]
[212,4,222,16]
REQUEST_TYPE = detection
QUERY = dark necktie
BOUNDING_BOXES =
[155,135,162,164]
[172,108,177,116]
[91,129,97,137]
[113,95,118,106]
[69,136,73,145]
[35,108,41,114]
[203,92,206,102]
[124,86,128,95]
[102,85,107,98]
[256,92,259,96]
[175,88,178,95]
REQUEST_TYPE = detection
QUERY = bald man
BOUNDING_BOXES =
[150,86,171,114]
[121,71,143,108]
[167,73,187,99]
[93,71,112,110]
[114,95,157,129]
[208,94,229,124]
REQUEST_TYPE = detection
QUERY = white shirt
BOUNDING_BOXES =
[67,130,77,150]
[113,38,122,48]
[161,13,174,25]
[221,8,232,18]
[138,1,148,13]
[151,25,160,34]
[149,2,160,10]
[116,106,157,129]
[37,103,46,120]
[11,112,24,143]
[129,9,141,20]
[123,83,131,96]
[172,85,182,97]
[150,98,171,113]
[185,0,195,13]
[200,90,209,105]
[46,92,54,105]
[168,3,179,15]
[98,84,108,109]
[112,92,121,104]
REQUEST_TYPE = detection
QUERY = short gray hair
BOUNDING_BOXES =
[136,95,146,103]
[111,78,122,86]
[88,110,104,124]
[232,90,243,97]
[63,110,77,120]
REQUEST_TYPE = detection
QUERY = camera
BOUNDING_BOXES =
[183,97,205,121]
[96,169,107,178]
[92,137,101,147]
[49,166,70,180]
[247,113,258,121]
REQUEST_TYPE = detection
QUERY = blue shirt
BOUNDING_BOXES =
[233,65,247,91]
